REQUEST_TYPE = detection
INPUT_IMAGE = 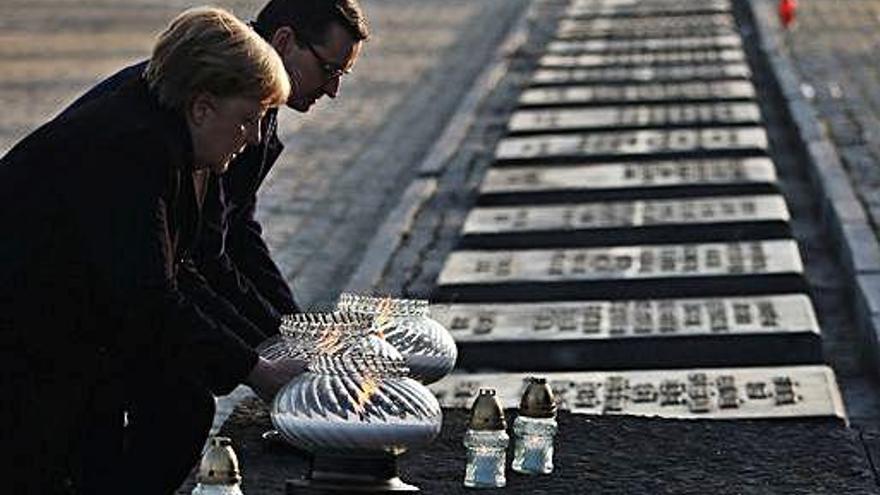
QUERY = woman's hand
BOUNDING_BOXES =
[245,356,307,403]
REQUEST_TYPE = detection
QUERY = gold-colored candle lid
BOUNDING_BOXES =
[197,436,242,485]
[468,388,507,431]
[519,377,557,418]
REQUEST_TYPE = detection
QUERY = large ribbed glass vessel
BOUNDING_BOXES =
[337,294,457,384]
[271,312,442,491]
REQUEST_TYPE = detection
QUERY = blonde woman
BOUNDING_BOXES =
[0,7,289,494]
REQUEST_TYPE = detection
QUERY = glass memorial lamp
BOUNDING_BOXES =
[271,312,442,492]
[336,294,458,384]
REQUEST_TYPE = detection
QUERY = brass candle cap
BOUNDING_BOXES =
[196,436,242,485]
[468,388,506,431]
[519,377,557,418]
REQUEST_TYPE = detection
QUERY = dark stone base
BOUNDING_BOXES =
[221,400,879,494]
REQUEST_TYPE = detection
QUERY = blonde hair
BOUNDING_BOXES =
[145,7,290,111]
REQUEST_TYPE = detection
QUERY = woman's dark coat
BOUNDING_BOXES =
[0,78,258,484]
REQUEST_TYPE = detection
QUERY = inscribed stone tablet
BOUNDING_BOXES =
[539,49,745,68]
[436,240,802,286]
[494,127,768,163]
[508,103,762,133]
[547,35,742,53]
[570,0,730,7]
[462,195,789,236]
[557,15,736,39]
[566,1,731,18]
[428,365,845,420]
[532,64,751,85]
[432,294,816,340]
[481,158,777,195]
[519,81,756,107]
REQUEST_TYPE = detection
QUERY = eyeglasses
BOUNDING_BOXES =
[302,39,350,84]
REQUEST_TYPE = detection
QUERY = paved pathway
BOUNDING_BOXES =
[781,0,880,237]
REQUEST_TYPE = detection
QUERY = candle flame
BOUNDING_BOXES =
[317,326,343,354]
[374,296,393,339]
[353,373,380,416]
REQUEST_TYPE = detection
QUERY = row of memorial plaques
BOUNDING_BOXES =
[495,127,768,163]
[429,0,825,383]
[430,366,845,420]
[548,35,742,54]
[508,103,762,134]
[532,64,751,86]
[539,49,745,69]
[519,81,756,107]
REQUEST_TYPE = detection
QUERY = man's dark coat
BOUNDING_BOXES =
[0,78,258,485]
[62,61,300,339]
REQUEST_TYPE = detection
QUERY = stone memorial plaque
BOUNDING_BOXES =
[431,295,822,369]
[429,365,846,420]
[481,158,776,199]
[539,49,745,68]
[519,81,756,107]
[508,103,761,134]
[435,294,815,340]
[531,64,751,86]
[557,15,736,39]
[569,0,730,7]
[566,0,731,18]
[547,35,743,54]
[433,240,805,301]
[460,195,790,246]
[479,158,778,205]
[494,127,768,164]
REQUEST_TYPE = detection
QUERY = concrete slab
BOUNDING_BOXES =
[539,49,745,68]
[557,14,736,39]
[547,35,742,53]
[508,102,762,134]
[460,195,790,247]
[532,64,751,85]
[431,295,822,369]
[479,158,778,204]
[494,127,768,164]
[519,81,756,107]
[434,240,806,301]
[566,0,731,18]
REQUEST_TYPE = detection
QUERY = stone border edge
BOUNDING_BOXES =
[746,0,880,377]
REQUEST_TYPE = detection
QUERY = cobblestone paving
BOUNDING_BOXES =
[781,0,880,236]
[0,0,528,310]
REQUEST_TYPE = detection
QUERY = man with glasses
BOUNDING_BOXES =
[60,0,369,401]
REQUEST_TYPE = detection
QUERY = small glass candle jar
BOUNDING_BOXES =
[463,389,508,488]
[512,377,557,475]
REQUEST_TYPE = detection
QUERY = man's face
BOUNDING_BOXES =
[275,22,363,113]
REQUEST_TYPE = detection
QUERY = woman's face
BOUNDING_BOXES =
[188,94,266,174]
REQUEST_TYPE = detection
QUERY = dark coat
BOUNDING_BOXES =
[62,62,300,339]
[0,78,258,482]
